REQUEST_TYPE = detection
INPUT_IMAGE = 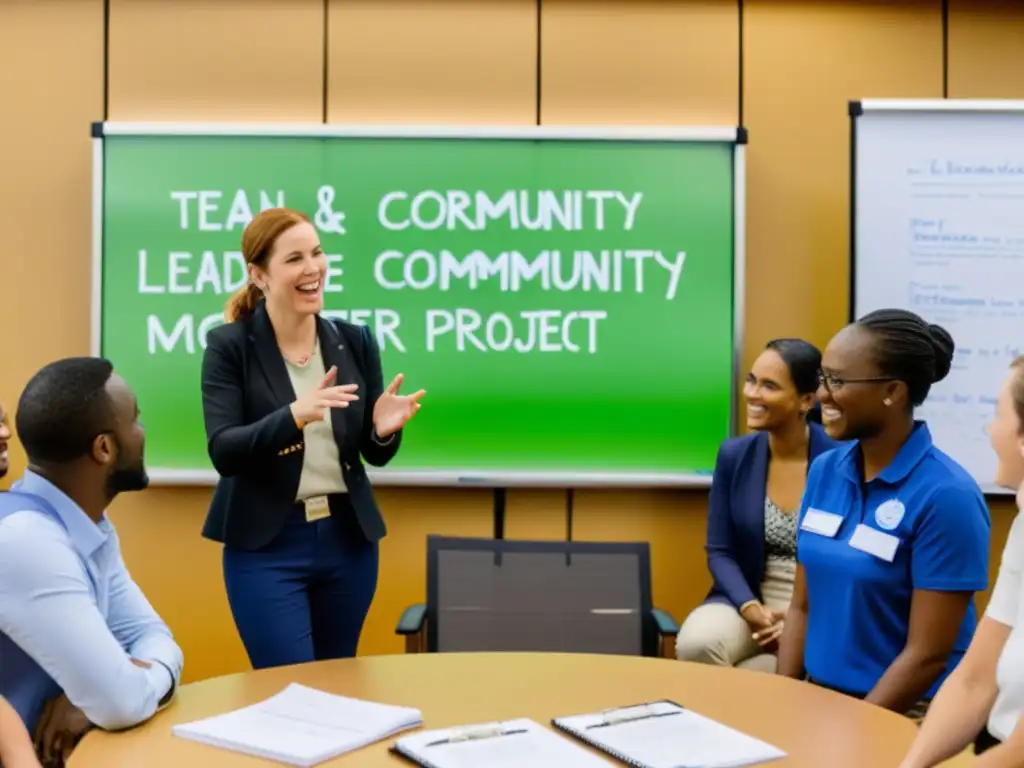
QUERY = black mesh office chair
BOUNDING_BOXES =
[395,536,680,658]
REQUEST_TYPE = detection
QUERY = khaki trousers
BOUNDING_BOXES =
[675,559,795,673]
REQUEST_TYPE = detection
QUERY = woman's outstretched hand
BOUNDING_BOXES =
[373,374,425,438]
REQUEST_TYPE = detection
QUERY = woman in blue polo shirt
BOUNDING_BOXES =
[777,308,991,718]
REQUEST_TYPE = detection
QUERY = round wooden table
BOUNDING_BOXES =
[69,652,919,767]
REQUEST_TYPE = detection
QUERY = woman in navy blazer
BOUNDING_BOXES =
[676,338,838,671]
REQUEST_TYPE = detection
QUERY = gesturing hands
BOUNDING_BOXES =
[373,374,426,439]
[288,366,425,438]
[290,366,359,427]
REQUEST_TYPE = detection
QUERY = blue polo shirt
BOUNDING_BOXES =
[797,421,990,698]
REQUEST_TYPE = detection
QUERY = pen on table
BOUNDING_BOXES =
[424,728,528,747]
[587,710,683,729]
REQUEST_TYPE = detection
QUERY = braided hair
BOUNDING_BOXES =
[856,309,955,407]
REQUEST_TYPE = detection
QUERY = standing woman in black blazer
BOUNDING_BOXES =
[201,207,424,670]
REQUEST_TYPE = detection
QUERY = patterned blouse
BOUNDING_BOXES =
[764,496,798,563]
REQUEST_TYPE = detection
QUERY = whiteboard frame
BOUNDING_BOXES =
[848,98,1022,496]
[91,122,747,488]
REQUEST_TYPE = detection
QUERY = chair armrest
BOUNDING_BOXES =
[650,607,679,636]
[395,603,427,635]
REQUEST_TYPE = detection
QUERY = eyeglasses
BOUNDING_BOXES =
[817,370,895,394]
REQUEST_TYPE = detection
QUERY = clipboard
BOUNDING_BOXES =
[390,718,609,768]
[551,700,787,768]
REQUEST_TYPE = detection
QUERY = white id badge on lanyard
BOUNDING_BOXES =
[849,524,900,562]
[304,495,330,522]
[800,508,844,538]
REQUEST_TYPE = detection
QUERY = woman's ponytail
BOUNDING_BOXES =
[224,282,262,322]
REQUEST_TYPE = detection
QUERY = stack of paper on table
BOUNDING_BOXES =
[392,718,611,768]
[552,700,787,768]
[171,682,423,766]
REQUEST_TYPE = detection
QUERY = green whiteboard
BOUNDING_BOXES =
[92,123,745,487]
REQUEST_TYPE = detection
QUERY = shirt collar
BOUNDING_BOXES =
[836,420,934,486]
[11,470,109,558]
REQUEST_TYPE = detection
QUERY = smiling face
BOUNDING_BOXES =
[742,348,813,432]
[249,221,326,318]
[0,399,10,478]
[988,365,1024,491]
[818,324,903,441]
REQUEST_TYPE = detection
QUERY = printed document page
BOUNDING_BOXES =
[172,682,423,766]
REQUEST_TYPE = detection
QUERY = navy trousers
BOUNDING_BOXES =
[222,503,378,670]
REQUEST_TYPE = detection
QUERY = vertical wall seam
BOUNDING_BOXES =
[102,0,111,119]
[737,0,744,127]
[942,0,949,97]
[536,0,543,125]
[322,0,330,122]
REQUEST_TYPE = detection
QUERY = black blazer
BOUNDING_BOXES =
[200,302,401,551]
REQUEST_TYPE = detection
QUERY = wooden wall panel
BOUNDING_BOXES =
[326,0,538,124]
[540,0,739,125]
[743,0,943,367]
[107,0,325,121]
[505,490,568,540]
[0,1,103,470]
[948,1,1024,98]
[538,0,739,622]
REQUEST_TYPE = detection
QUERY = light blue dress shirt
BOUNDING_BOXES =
[0,470,184,733]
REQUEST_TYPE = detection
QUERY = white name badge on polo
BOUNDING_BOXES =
[849,523,901,563]
[800,508,844,538]
[304,495,331,522]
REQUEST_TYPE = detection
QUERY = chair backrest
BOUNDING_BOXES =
[425,536,657,656]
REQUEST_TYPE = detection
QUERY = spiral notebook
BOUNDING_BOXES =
[171,683,423,766]
[391,718,611,768]
[551,700,787,768]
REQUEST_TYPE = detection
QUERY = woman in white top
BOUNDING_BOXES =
[899,356,1024,766]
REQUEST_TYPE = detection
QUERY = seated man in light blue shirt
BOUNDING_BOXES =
[0,357,184,763]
